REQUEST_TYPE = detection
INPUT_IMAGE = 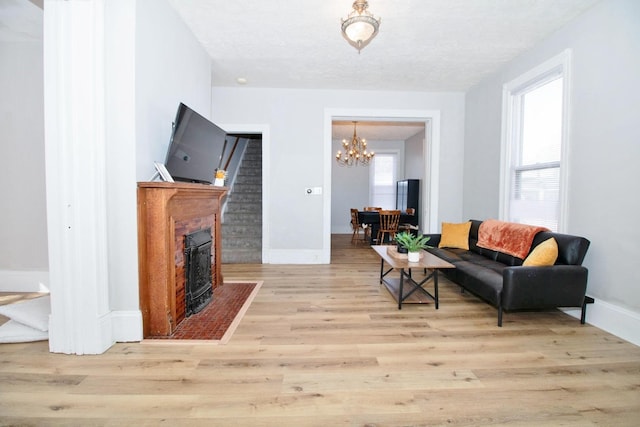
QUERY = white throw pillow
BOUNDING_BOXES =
[0,319,48,343]
[0,295,50,331]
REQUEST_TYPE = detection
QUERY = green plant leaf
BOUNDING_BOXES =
[395,232,431,252]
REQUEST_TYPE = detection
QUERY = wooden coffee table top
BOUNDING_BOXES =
[372,245,455,270]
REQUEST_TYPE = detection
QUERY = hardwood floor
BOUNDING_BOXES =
[1,234,639,426]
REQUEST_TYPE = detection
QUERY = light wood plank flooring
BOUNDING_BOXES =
[1,234,639,426]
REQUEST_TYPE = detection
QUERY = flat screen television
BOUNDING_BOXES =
[164,103,228,184]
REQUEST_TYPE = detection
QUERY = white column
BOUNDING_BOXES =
[43,0,113,354]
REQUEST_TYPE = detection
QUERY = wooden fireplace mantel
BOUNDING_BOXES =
[137,181,227,337]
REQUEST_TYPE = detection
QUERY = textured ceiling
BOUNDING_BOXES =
[167,0,599,92]
[1,0,599,141]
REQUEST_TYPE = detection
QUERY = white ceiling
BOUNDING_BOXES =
[167,0,598,92]
[1,0,599,140]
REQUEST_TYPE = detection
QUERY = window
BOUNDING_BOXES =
[370,152,398,209]
[501,51,571,232]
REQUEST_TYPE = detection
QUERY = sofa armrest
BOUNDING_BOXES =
[502,265,588,310]
[423,233,441,247]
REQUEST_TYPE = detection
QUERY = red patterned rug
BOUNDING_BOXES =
[150,281,262,343]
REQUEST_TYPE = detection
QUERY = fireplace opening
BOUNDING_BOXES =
[184,228,213,316]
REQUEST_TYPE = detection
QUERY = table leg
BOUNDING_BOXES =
[398,268,404,310]
[434,269,439,309]
[397,268,439,309]
[379,258,394,285]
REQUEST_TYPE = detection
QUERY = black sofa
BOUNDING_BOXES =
[424,219,591,326]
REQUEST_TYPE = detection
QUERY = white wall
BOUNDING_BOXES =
[464,0,640,343]
[0,39,49,291]
[211,88,465,258]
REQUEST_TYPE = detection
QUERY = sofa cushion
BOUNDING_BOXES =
[427,246,488,265]
[531,231,590,265]
[455,261,503,306]
[523,237,558,266]
[426,247,467,264]
[439,221,472,250]
[496,251,524,267]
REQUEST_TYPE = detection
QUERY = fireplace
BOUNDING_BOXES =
[138,182,226,337]
[184,228,213,316]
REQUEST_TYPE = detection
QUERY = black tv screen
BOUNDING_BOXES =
[164,103,228,184]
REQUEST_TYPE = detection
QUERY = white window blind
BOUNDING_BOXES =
[509,77,563,231]
[370,153,397,209]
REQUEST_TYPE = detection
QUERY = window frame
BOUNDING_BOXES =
[369,150,401,209]
[499,49,572,232]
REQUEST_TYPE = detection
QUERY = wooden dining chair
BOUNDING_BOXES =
[376,209,401,244]
[364,207,382,211]
[398,207,418,234]
[350,208,369,244]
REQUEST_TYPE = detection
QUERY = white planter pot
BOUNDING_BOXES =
[407,251,420,262]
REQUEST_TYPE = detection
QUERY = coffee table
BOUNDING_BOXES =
[372,245,455,309]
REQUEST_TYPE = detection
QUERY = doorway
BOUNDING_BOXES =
[324,109,442,263]
[217,123,271,263]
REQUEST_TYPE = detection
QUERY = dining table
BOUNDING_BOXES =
[358,210,418,244]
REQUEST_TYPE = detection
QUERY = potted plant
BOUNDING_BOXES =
[395,231,431,262]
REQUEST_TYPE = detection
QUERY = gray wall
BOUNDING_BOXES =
[0,40,48,279]
[464,0,640,316]
[1,0,214,349]
[405,129,425,181]
[211,87,466,254]
[111,0,213,313]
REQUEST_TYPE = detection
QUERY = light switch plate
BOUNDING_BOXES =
[304,187,322,195]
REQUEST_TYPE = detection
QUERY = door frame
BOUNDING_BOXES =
[324,108,441,262]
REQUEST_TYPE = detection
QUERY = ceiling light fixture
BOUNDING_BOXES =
[341,0,381,53]
[335,122,375,167]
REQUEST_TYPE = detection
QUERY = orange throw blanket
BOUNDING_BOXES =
[477,219,549,259]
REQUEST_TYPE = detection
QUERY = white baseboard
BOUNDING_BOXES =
[0,270,50,292]
[268,249,329,264]
[111,309,143,342]
[562,299,640,347]
[49,310,115,355]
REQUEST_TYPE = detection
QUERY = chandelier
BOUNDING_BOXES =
[335,122,375,166]
[341,0,381,53]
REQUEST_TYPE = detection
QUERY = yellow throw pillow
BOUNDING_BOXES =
[523,238,558,266]
[438,221,471,250]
